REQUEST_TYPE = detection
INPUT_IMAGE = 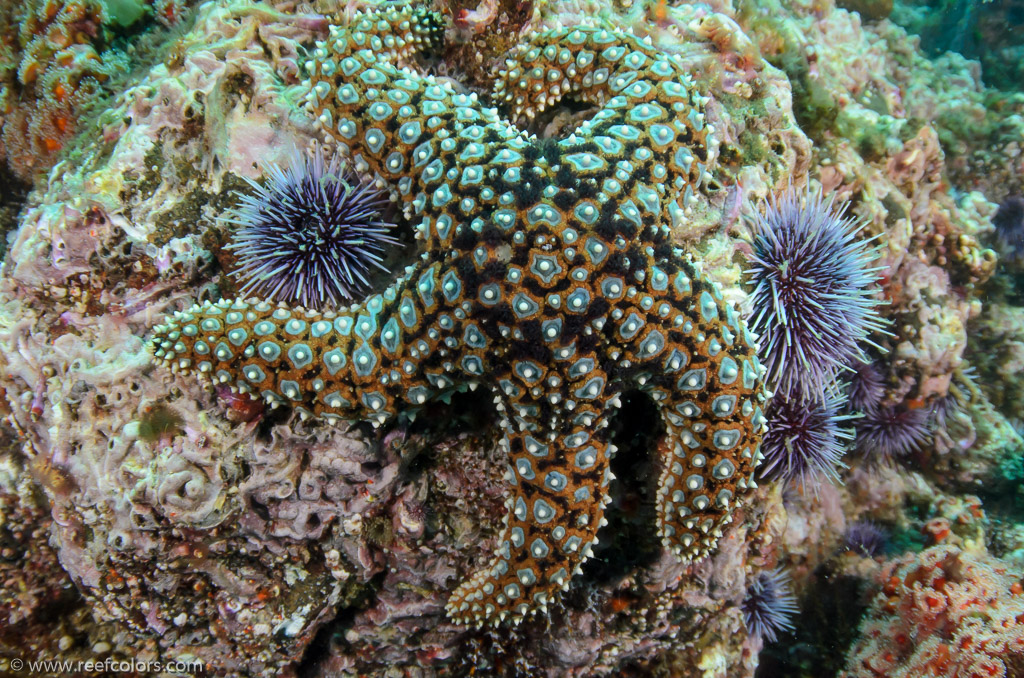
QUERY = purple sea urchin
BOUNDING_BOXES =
[854,404,931,460]
[744,188,888,400]
[993,195,1024,267]
[841,520,888,557]
[224,150,399,309]
[742,567,799,643]
[759,387,855,488]
[845,359,885,413]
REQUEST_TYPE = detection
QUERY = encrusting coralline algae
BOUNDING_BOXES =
[0,0,1023,675]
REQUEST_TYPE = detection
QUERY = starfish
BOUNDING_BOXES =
[148,3,769,626]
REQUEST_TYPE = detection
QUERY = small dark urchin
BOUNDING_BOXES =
[993,195,1024,268]
[759,386,855,489]
[845,359,886,413]
[224,149,399,309]
[742,567,799,643]
[841,520,888,557]
[854,403,931,460]
[745,187,889,400]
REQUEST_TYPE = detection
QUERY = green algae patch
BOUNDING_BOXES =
[136,404,185,443]
[145,171,250,249]
[119,142,167,209]
[767,49,840,142]
[837,0,893,20]
[713,95,792,187]
[363,516,395,548]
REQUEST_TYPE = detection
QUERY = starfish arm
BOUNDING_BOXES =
[599,256,769,557]
[307,13,524,253]
[496,26,713,228]
[446,392,614,626]
[147,256,492,425]
[309,3,445,76]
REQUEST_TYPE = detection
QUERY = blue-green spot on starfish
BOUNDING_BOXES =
[147,2,769,626]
